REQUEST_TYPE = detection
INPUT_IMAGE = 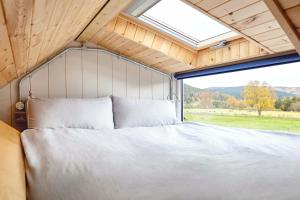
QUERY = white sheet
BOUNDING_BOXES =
[21,123,300,200]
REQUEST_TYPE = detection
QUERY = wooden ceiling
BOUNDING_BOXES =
[184,0,300,53]
[0,0,300,88]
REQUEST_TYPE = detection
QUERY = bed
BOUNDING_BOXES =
[4,96,300,200]
[22,122,300,200]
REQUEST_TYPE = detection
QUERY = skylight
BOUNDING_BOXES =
[138,0,238,48]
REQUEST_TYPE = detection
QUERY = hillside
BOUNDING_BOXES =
[184,84,300,99]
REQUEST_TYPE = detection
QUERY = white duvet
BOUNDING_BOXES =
[21,123,300,200]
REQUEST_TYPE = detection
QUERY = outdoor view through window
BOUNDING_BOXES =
[184,62,300,134]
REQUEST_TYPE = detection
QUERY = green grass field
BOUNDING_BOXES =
[184,109,300,134]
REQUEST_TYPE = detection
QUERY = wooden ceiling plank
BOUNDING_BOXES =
[46,0,87,54]
[36,0,73,62]
[231,11,274,30]
[195,0,230,11]
[0,3,17,86]
[3,0,33,76]
[241,20,280,36]
[27,0,57,70]
[208,0,261,18]
[261,35,290,47]
[251,28,285,41]
[78,0,132,42]
[264,0,300,54]
[0,5,15,71]
[221,1,268,24]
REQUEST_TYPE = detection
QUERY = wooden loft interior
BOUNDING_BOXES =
[0,0,300,88]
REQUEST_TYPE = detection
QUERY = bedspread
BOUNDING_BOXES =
[21,123,300,200]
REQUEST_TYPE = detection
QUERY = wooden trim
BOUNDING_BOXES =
[264,0,300,55]
[182,0,275,54]
[120,13,197,52]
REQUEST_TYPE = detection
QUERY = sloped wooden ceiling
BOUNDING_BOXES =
[184,0,300,53]
[0,0,132,87]
[0,0,299,88]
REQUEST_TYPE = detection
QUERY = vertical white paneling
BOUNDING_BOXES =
[66,50,82,98]
[126,61,140,98]
[20,77,30,101]
[152,71,164,100]
[49,54,66,98]
[175,79,182,120]
[112,56,126,97]
[139,66,152,99]
[2,49,172,127]
[31,64,49,98]
[163,76,170,100]
[0,83,11,124]
[10,80,18,127]
[98,51,113,96]
[83,50,98,98]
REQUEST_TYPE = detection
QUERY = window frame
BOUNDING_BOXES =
[138,0,238,49]
[176,53,300,121]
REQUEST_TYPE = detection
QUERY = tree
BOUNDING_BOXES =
[198,91,214,108]
[226,96,239,109]
[243,81,276,116]
[290,102,300,112]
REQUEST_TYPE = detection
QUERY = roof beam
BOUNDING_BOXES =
[264,0,300,55]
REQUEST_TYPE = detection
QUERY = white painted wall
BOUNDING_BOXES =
[0,48,173,126]
[20,49,171,100]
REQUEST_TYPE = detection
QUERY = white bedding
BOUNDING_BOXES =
[21,123,300,200]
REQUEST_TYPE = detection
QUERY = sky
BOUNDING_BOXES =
[184,62,300,88]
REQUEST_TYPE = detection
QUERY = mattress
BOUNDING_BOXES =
[21,123,300,200]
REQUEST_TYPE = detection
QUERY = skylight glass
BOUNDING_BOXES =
[139,0,237,47]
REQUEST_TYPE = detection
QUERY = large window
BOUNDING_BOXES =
[138,0,238,48]
[183,62,300,134]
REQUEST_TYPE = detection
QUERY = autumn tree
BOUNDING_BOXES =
[243,81,276,116]
[199,91,214,108]
[226,96,239,109]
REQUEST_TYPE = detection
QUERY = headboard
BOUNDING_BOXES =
[19,48,172,101]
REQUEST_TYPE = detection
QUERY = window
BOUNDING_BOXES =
[138,0,238,48]
[182,61,300,134]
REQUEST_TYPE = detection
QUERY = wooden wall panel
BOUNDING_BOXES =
[139,67,152,99]
[196,38,267,68]
[163,76,170,100]
[49,55,66,98]
[152,72,164,100]
[83,50,98,98]
[1,48,174,126]
[30,64,48,98]
[112,56,127,97]
[80,15,197,73]
[126,62,140,98]
[98,51,113,96]
[66,50,83,98]
[19,49,171,101]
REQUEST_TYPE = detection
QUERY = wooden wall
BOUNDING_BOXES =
[196,38,268,68]
[0,48,171,126]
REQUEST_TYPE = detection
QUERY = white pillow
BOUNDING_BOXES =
[26,97,114,130]
[113,96,180,128]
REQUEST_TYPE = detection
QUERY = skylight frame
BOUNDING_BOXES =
[137,0,239,49]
